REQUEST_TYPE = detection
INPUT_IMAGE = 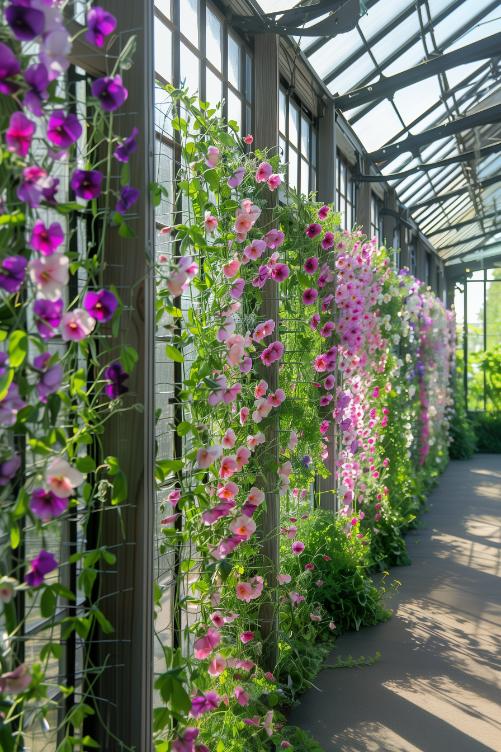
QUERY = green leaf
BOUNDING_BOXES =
[0,369,14,401]
[8,330,27,368]
[165,344,184,363]
[118,221,135,239]
[10,525,20,550]
[93,608,114,634]
[120,344,138,373]
[171,679,191,713]
[153,707,170,733]
[40,587,57,618]
[81,737,100,749]
[76,456,96,473]
[70,369,86,396]
[111,470,127,505]
[176,421,192,437]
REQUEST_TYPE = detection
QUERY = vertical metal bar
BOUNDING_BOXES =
[464,275,468,411]
[254,33,280,671]
[483,268,487,411]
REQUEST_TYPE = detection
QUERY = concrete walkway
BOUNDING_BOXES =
[289,455,501,752]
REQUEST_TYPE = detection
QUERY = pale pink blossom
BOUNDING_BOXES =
[255,161,272,182]
[196,445,222,469]
[46,457,84,498]
[61,308,95,341]
[222,428,236,449]
[219,455,238,478]
[234,686,250,706]
[204,211,218,233]
[205,145,220,167]
[29,254,69,299]
[235,446,251,470]
[230,515,256,540]
[194,627,220,659]
[254,379,268,398]
[223,256,241,278]
[277,573,291,585]
[267,173,282,191]
[239,407,250,425]
[208,655,227,676]
[217,481,239,500]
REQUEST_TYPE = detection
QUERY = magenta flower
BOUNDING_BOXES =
[318,205,330,220]
[114,127,139,163]
[47,110,82,148]
[243,238,266,261]
[91,74,128,111]
[267,173,282,191]
[228,166,245,188]
[60,308,96,342]
[5,4,44,41]
[193,627,220,659]
[230,277,245,299]
[23,63,49,115]
[206,145,219,167]
[239,630,254,644]
[5,112,36,158]
[264,229,285,249]
[0,255,27,294]
[0,42,21,95]
[17,166,58,208]
[172,728,200,752]
[25,550,58,588]
[86,6,117,47]
[115,185,139,215]
[291,541,305,555]
[260,340,284,366]
[190,691,221,719]
[304,256,319,274]
[30,220,64,256]
[39,26,71,82]
[310,313,320,330]
[302,288,318,305]
[104,362,129,399]
[33,352,63,403]
[83,289,118,323]
[0,454,21,487]
[306,223,322,238]
[33,298,63,339]
[70,169,102,200]
[0,664,31,695]
[271,263,289,282]
[256,161,272,182]
[321,231,335,250]
[0,384,25,427]
[29,488,68,522]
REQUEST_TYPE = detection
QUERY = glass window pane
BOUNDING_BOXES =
[279,136,287,161]
[246,105,252,134]
[205,68,222,109]
[180,0,198,42]
[206,7,222,70]
[301,115,310,157]
[180,42,200,93]
[227,90,242,129]
[289,103,299,148]
[279,89,287,135]
[228,35,241,89]
[155,0,171,18]
[245,52,253,101]
[311,128,317,167]
[301,157,310,196]
[155,21,172,83]
[339,158,346,195]
[288,147,298,191]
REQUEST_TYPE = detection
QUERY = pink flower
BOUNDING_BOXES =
[318,205,330,220]
[190,691,221,718]
[302,288,318,305]
[239,631,254,644]
[267,173,282,191]
[271,263,289,282]
[306,223,322,238]
[236,446,251,470]
[256,161,272,182]
[329,621,336,630]
[281,741,293,749]
[219,455,238,478]
[289,591,305,606]
[239,407,249,425]
[304,256,319,274]
[235,686,250,706]
[206,145,219,167]
[223,256,241,278]
[204,211,218,233]
[264,229,285,249]
[288,431,298,450]
[45,457,84,498]
[230,515,256,540]
[210,611,225,628]
[29,254,69,299]
[263,710,274,737]
[230,277,245,299]
[255,379,268,398]
[172,728,200,752]
[253,319,275,342]
[310,613,321,622]
[264,672,276,682]
[247,433,265,450]
[291,541,305,555]
[321,232,334,250]
[0,664,31,695]
[228,166,245,188]
[236,575,263,602]
[260,340,284,366]
[324,374,335,389]
[160,513,180,525]
[222,429,236,449]
[217,481,239,500]
[5,112,36,158]
[244,238,266,261]
[61,308,95,341]
[268,389,285,407]
[277,573,291,585]
[320,321,335,338]
[196,445,222,469]
[240,356,252,373]
[208,655,227,676]
[310,313,320,330]
[194,627,221,659]
[243,134,254,145]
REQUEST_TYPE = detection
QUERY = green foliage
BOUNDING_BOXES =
[471,412,501,453]
[449,372,476,459]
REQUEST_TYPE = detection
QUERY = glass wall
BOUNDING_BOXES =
[279,86,317,195]
[336,151,356,230]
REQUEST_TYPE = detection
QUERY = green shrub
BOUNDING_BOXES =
[471,412,501,453]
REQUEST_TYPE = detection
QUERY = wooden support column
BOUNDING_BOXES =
[316,101,337,512]
[356,157,371,237]
[84,1,155,749]
[254,34,280,670]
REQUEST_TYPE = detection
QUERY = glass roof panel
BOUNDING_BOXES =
[351,100,404,152]
[327,51,375,96]
[379,40,426,77]
[358,0,412,38]
[393,77,443,127]
[307,29,362,82]
[370,13,422,70]
[433,0,493,47]
[446,6,501,51]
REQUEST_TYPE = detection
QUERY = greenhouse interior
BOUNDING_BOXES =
[0,0,500,750]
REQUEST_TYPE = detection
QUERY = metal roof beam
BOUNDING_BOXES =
[408,174,501,210]
[427,210,499,237]
[438,229,501,250]
[369,101,501,163]
[355,141,501,182]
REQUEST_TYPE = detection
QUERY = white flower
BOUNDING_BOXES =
[46,457,85,498]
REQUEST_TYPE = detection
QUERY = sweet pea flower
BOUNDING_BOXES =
[46,457,84,498]
[25,550,58,587]
[243,238,266,261]
[217,481,239,501]
[172,728,200,752]
[277,573,291,585]
[288,430,298,450]
[268,389,285,407]
[114,127,139,162]
[0,454,21,487]
[208,655,227,676]
[83,289,118,323]
[39,23,72,81]
[289,591,305,606]
[302,288,318,305]
[0,384,26,427]
[33,298,63,339]
[0,42,21,95]
[329,621,336,630]
[291,541,305,555]
[230,515,256,540]
[61,308,96,341]
[228,166,245,188]
[23,62,49,115]
[267,173,282,191]
[271,263,289,282]
[263,711,274,737]
[29,254,69,299]
[30,220,64,256]
[204,211,218,233]
[115,185,139,215]
[260,340,284,366]
[92,74,128,111]
[306,222,322,238]
[17,166,58,208]
[5,112,36,158]
[0,255,27,294]
[0,664,31,695]
[304,256,319,274]
[193,627,220,659]
[230,277,245,299]
[264,229,285,249]
[222,428,236,449]
[70,169,102,200]
[33,352,63,403]
[236,446,251,471]
[104,362,129,398]
[324,375,335,390]
[86,6,117,47]
[205,145,219,167]
[29,488,68,521]
[246,433,265,450]
[243,134,254,144]
[321,231,335,250]
[190,691,221,718]
[255,161,272,182]
[318,205,330,220]
[235,686,250,706]
[196,445,222,469]
[236,575,263,602]
[219,455,238,479]
[5,4,44,41]
[253,319,275,342]
[255,379,268,399]
[223,256,240,278]
[239,407,250,425]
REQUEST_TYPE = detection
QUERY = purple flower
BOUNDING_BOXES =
[86,6,117,47]
[91,74,128,112]
[115,185,139,215]
[25,550,58,588]
[30,488,68,522]
[114,127,139,163]
[302,455,312,468]
[47,110,82,149]
[83,289,118,323]
[321,232,335,250]
[0,383,26,427]
[30,220,64,256]
[0,454,21,487]
[0,42,21,95]
[104,362,129,399]
[33,298,63,339]
[302,288,318,305]
[5,111,36,158]
[33,352,63,403]
[0,255,27,294]
[17,166,58,208]
[306,223,322,239]
[0,352,8,377]
[70,169,102,200]
[23,62,49,115]
[5,4,45,41]
[271,263,289,282]
[228,166,245,189]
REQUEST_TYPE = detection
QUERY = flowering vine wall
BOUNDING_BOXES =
[154,90,454,752]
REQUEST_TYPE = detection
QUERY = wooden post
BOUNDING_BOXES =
[254,34,280,670]
[316,101,337,512]
[83,1,155,749]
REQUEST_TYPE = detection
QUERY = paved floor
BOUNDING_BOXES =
[288,455,501,751]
